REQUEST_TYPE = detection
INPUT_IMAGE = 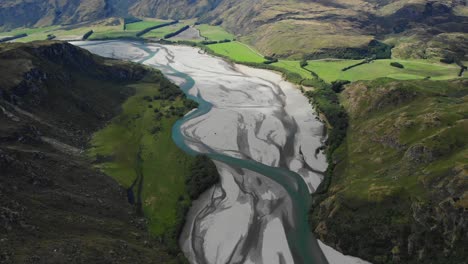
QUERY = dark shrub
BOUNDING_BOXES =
[186,155,220,200]
[331,80,351,93]
[82,30,94,40]
[440,57,455,64]
[390,62,404,69]
[164,25,190,39]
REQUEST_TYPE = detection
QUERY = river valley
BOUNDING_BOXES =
[73,40,370,264]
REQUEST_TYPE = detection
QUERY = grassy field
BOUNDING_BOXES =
[143,20,195,39]
[87,80,194,236]
[207,41,265,63]
[0,26,60,42]
[125,20,167,31]
[305,59,460,83]
[272,60,314,79]
[196,24,234,41]
[205,42,460,84]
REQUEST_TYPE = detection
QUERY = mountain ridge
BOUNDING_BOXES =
[1,0,466,59]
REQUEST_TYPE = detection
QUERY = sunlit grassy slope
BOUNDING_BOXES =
[310,78,468,264]
[206,41,265,63]
[125,20,167,31]
[337,78,468,200]
[196,24,234,41]
[87,78,194,236]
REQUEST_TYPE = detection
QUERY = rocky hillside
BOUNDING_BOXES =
[1,0,466,59]
[0,41,181,263]
[310,78,468,264]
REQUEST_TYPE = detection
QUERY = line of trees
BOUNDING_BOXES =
[136,20,179,37]
[123,17,143,30]
[164,25,190,39]
[82,30,93,40]
[342,55,376,71]
[201,39,232,45]
[0,33,27,43]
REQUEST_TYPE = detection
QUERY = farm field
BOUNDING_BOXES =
[207,41,265,63]
[196,24,234,41]
[205,41,461,84]
[1,24,461,85]
[143,19,196,39]
[305,59,460,83]
[125,19,167,31]
[272,60,314,79]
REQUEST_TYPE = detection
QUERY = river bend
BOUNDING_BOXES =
[74,40,370,264]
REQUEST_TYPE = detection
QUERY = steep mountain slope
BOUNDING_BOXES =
[0,0,112,29]
[310,78,468,264]
[0,41,183,263]
[1,0,466,59]
[196,0,467,59]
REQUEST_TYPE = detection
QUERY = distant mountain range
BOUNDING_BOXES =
[1,0,467,59]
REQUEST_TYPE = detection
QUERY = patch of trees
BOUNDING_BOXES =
[162,154,220,256]
[390,62,404,69]
[201,40,218,45]
[0,34,27,43]
[184,99,199,110]
[331,80,351,93]
[123,17,142,30]
[305,84,348,200]
[263,55,278,64]
[82,30,94,40]
[303,81,349,209]
[367,40,393,59]
[304,40,393,60]
[136,20,179,37]
[440,57,455,64]
[158,78,185,100]
[186,155,220,200]
[164,25,190,39]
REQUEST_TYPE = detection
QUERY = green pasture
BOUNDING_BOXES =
[196,24,234,41]
[87,82,194,236]
[305,59,460,83]
[125,20,167,31]
[207,41,265,63]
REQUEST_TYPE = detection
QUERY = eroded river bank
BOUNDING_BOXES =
[74,40,370,264]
